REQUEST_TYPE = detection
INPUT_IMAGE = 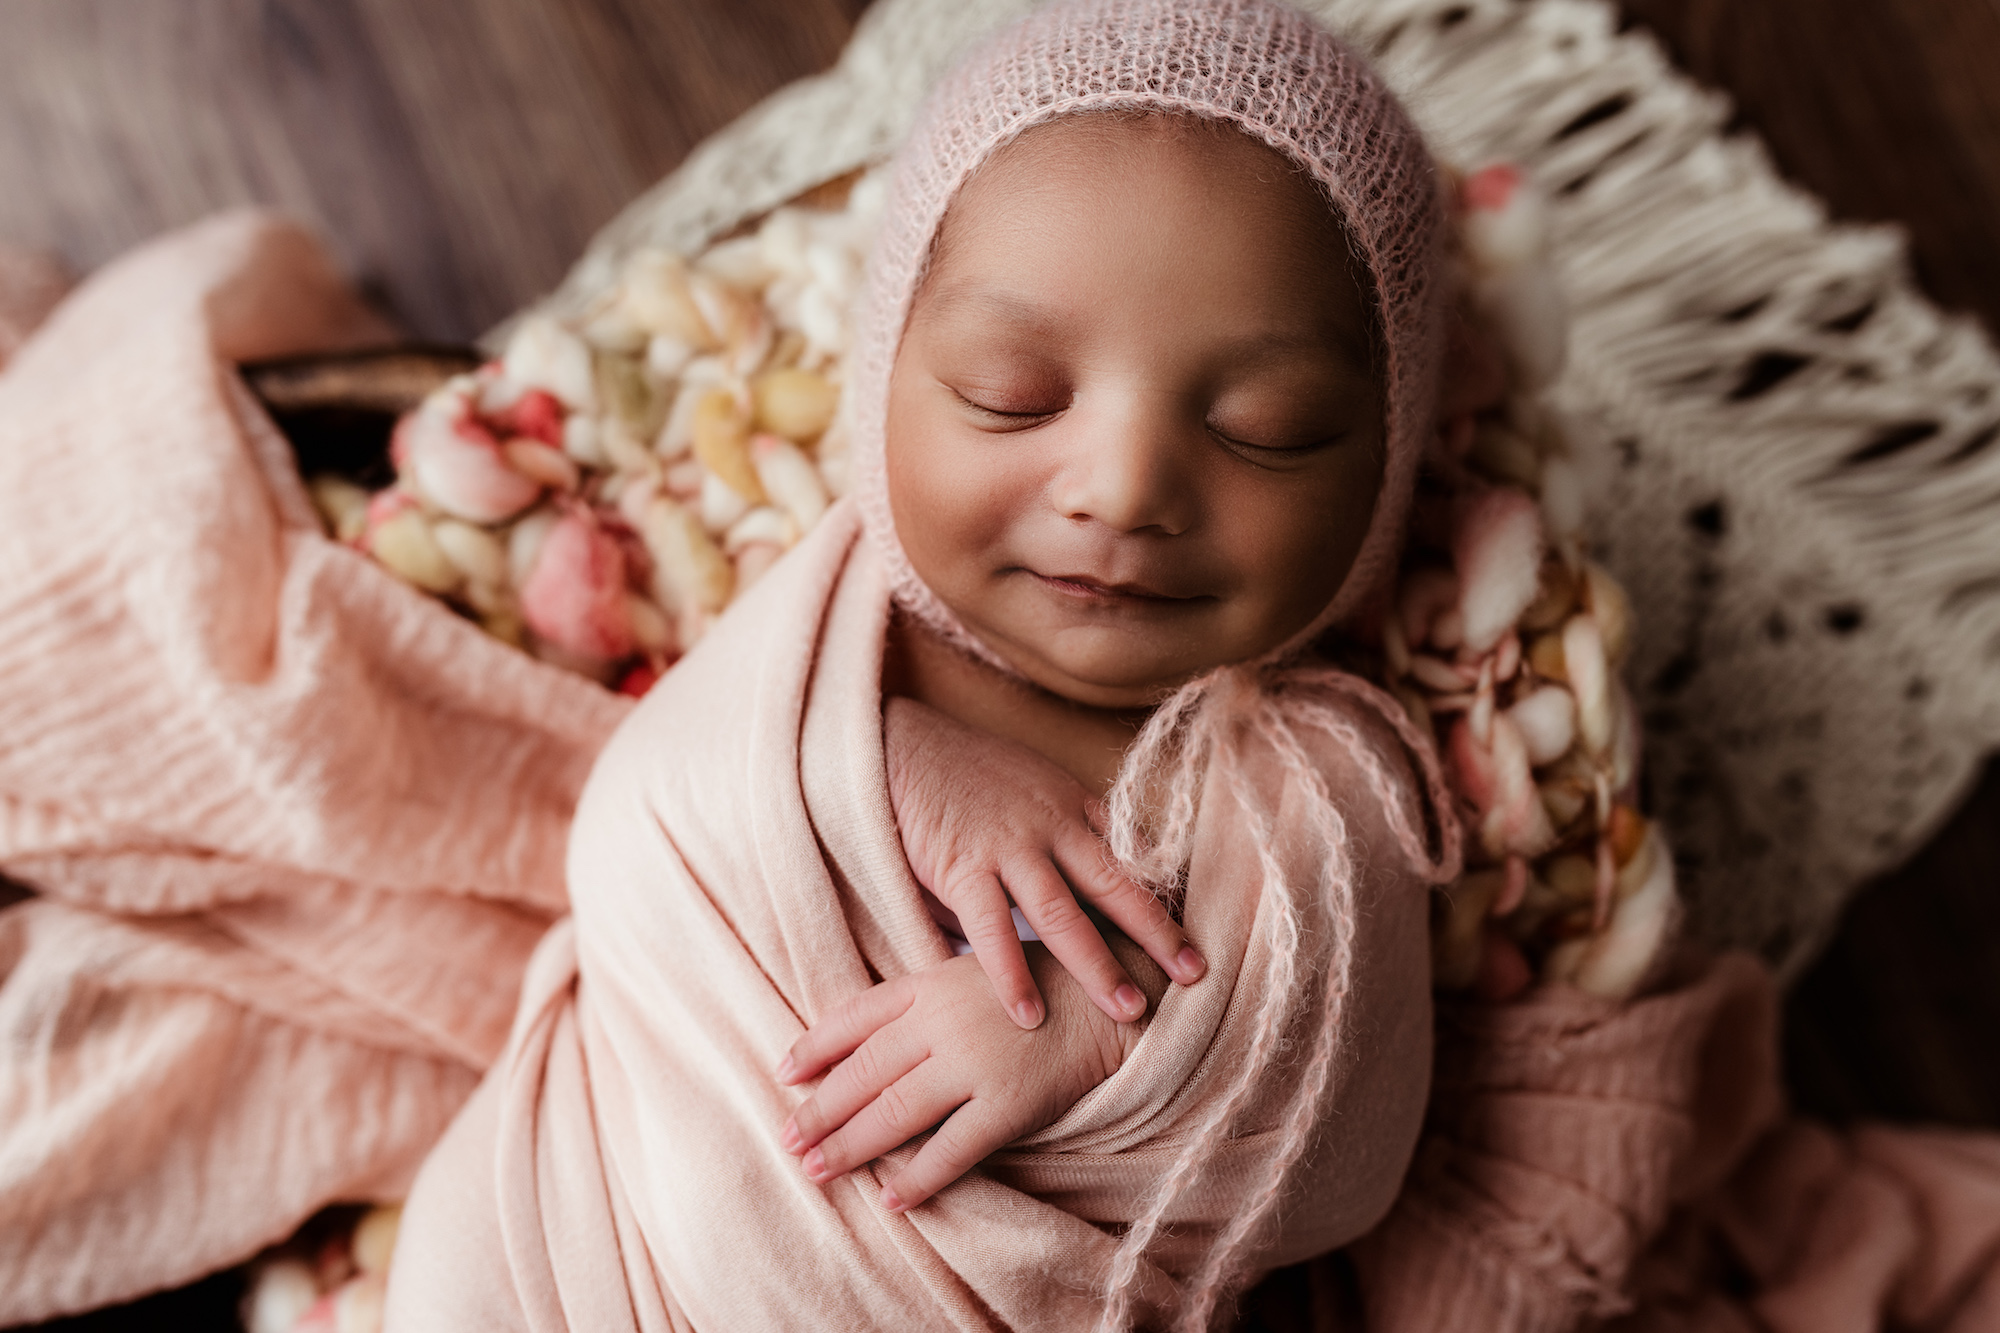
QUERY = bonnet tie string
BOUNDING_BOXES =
[1096,662,1462,1332]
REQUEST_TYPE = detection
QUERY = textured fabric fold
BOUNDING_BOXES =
[0,213,629,1323]
[1347,953,2000,1333]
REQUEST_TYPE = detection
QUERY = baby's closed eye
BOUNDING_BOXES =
[948,382,1069,423]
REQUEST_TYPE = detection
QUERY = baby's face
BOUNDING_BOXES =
[886,116,1385,709]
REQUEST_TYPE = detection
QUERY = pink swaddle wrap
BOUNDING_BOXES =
[842,5,1466,1316]
[384,504,1451,1331]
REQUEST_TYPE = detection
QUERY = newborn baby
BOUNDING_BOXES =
[386,2,1460,1328]
[780,105,1429,1209]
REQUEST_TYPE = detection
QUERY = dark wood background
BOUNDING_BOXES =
[3,0,1998,1324]
[0,0,868,342]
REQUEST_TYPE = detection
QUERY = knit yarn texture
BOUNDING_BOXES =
[845,0,1446,663]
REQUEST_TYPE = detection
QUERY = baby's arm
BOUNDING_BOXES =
[778,943,1165,1212]
[884,696,1205,1028]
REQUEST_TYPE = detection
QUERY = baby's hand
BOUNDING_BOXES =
[777,948,1137,1211]
[884,696,1204,1029]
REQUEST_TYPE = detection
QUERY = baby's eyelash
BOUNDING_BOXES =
[1209,425,1347,458]
[951,388,1063,422]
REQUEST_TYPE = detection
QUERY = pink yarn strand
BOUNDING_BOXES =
[1102,669,1227,889]
[1097,731,1308,1333]
[1285,689,1461,885]
[1091,662,1451,1330]
[1175,704,1361,1332]
[1310,672,1464,882]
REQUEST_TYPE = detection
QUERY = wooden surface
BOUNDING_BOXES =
[1619,0,2000,336]
[0,0,864,342]
[3,0,2000,1323]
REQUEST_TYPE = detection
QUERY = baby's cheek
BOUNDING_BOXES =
[1209,481,1366,649]
[887,408,1031,597]
[1258,456,1384,629]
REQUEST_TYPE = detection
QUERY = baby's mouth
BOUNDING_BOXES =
[1030,571,1198,603]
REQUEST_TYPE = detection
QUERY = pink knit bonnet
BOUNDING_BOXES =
[849,0,1447,666]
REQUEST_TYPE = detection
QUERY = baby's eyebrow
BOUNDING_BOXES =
[920,280,1371,372]
[917,283,1063,334]
[1223,327,1350,357]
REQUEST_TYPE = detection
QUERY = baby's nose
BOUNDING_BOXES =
[1050,401,1197,536]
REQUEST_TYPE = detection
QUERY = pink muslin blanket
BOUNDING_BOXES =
[383,496,1444,1331]
[0,214,629,1323]
[1354,956,2000,1332]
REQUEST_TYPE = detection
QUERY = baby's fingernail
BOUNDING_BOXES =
[803,1148,827,1181]
[1176,946,1207,982]
[779,1118,802,1153]
[1114,984,1145,1019]
[776,1054,797,1083]
[881,1184,905,1212]
[1015,999,1044,1029]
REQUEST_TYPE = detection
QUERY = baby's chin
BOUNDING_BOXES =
[976,619,1244,711]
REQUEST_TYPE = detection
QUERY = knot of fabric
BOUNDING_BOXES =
[1104,662,1463,897]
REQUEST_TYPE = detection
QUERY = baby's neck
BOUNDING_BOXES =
[883,619,1146,797]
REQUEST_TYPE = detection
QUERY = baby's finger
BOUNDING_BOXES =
[950,870,1045,1029]
[785,1021,927,1157]
[802,1063,963,1184]
[780,976,915,1086]
[1055,830,1205,988]
[879,1098,1017,1212]
[1003,857,1146,1024]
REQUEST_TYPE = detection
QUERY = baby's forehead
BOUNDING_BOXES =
[932,112,1355,270]
[978,112,1333,207]
[915,111,1375,360]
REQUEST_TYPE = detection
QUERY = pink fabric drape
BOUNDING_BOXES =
[1350,956,2000,1332]
[0,214,628,1323]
